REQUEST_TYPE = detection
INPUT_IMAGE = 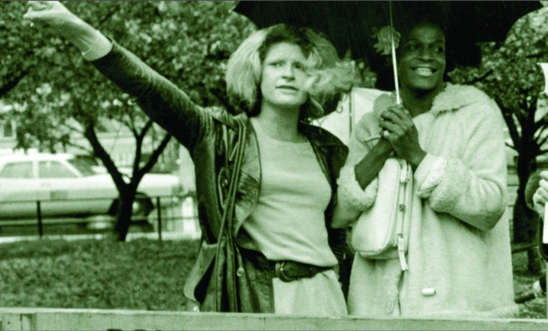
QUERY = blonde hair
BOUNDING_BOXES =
[226,24,354,120]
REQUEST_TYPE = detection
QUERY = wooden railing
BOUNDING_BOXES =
[0,308,548,331]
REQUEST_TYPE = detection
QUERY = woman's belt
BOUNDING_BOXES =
[272,260,332,282]
[238,246,332,283]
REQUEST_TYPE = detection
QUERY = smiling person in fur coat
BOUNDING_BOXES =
[333,20,517,318]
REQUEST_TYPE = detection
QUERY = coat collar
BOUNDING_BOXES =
[430,83,492,115]
[374,84,493,117]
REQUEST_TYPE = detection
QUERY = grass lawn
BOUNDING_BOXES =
[512,249,546,319]
[0,238,199,311]
[0,237,545,319]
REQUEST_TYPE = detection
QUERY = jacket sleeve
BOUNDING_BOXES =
[414,100,508,231]
[90,41,213,153]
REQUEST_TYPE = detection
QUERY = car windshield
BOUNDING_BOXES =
[68,157,99,177]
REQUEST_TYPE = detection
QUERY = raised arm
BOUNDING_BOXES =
[24,1,112,61]
[23,1,214,152]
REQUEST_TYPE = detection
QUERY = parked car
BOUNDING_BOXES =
[0,153,185,222]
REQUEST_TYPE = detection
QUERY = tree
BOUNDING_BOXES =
[450,6,548,271]
[2,1,255,241]
[0,2,41,99]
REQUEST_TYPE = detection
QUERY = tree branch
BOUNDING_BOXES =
[64,141,93,154]
[121,116,137,136]
[136,133,172,181]
[137,120,154,141]
[0,70,30,96]
[131,123,147,177]
[505,142,517,151]
[537,136,548,149]
[83,123,127,192]
[534,117,548,132]
[127,112,139,136]
[464,69,494,85]
[97,2,125,26]
[131,120,156,178]
[500,104,521,147]
[61,122,84,135]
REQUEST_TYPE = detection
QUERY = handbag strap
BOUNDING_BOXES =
[216,117,247,238]
[215,117,247,311]
[396,159,412,271]
[349,89,353,143]
[226,118,247,232]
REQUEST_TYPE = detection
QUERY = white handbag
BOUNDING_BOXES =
[350,157,413,271]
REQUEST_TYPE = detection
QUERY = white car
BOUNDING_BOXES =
[0,153,184,221]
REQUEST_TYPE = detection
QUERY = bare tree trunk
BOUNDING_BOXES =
[514,138,541,273]
[84,118,173,242]
[114,188,137,242]
[513,153,537,243]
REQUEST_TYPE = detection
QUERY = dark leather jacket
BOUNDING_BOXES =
[92,42,349,313]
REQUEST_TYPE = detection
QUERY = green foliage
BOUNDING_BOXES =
[450,7,548,155]
[450,7,548,247]
[0,238,199,310]
[1,1,255,239]
[0,2,39,93]
[2,1,255,152]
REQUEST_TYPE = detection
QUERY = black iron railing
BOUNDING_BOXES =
[0,193,198,241]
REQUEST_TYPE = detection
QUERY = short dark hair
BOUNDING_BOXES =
[371,18,481,91]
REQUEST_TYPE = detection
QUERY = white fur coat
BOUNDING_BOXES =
[336,84,517,318]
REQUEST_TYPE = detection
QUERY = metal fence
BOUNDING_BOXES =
[0,194,200,241]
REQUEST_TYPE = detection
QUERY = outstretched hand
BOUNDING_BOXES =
[23,1,111,59]
[23,1,76,30]
[378,104,426,168]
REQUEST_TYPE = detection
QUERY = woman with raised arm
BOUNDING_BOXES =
[23,1,354,315]
[333,18,516,317]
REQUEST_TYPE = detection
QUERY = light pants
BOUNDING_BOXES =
[273,269,348,317]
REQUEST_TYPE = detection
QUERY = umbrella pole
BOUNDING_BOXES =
[389,1,401,105]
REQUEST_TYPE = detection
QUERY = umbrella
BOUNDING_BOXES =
[234,1,542,63]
